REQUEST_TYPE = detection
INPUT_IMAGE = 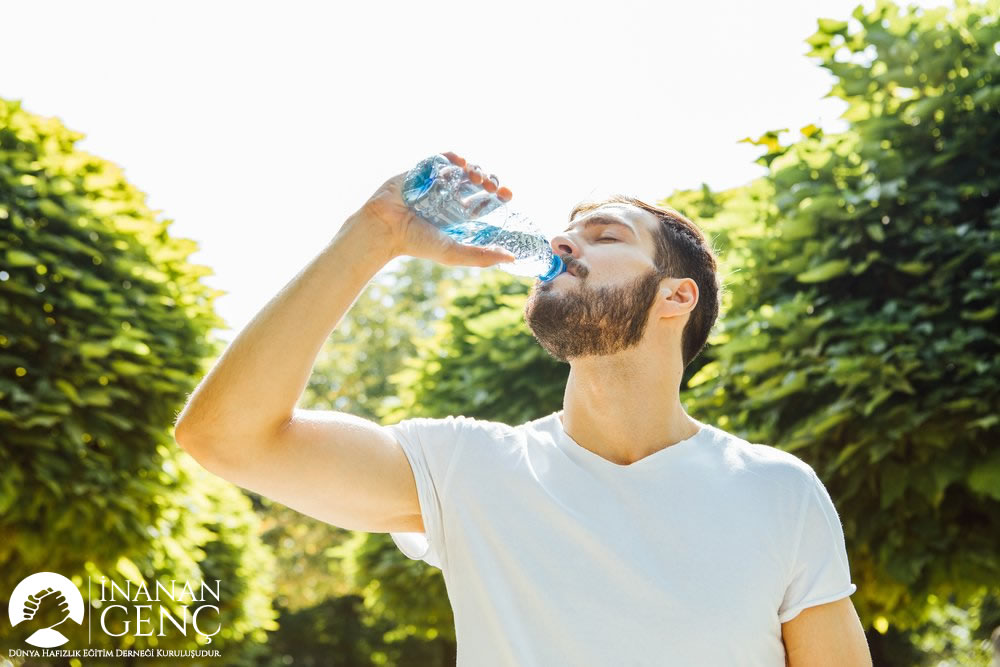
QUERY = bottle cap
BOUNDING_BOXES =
[538,254,565,282]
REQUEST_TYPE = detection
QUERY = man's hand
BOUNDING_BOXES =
[355,151,518,267]
[23,587,71,629]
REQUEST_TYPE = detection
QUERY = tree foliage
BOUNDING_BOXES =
[304,259,472,421]
[683,0,1000,630]
[381,270,565,426]
[250,259,471,663]
[0,97,277,660]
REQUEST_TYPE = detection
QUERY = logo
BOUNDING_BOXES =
[7,570,225,659]
[8,572,85,648]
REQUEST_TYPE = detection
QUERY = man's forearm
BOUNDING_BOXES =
[175,212,395,442]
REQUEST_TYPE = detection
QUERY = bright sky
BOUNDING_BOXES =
[5,0,948,342]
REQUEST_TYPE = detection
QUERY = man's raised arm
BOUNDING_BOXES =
[173,153,515,532]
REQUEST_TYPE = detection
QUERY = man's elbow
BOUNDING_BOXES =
[173,416,206,451]
[173,415,234,469]
[173,420,218,468]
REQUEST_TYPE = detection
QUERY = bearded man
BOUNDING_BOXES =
[176,152,872,667]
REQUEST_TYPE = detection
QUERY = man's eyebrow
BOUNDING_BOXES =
[563,214,638,238]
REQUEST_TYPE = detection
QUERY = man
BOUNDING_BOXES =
[175,151,872,666]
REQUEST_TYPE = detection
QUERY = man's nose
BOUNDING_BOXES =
[549,231,579,258]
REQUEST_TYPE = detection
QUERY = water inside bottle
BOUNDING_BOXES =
[442,216,563,279]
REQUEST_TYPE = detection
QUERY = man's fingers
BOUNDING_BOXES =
[446,242,516,267]
[480,173,498,193]
[483,246,518,266]
[466,165,484,185]
[441,152,511,199]
[438,164,464,180]
[460,191,498,218]
[442,151,466,167]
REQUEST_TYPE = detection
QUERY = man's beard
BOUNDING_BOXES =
[524,266,665,361]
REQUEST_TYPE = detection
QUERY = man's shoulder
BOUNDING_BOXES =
[707,424,817,492]
[388,413,525,440]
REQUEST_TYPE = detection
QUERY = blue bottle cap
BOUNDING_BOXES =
[538,254,565,282]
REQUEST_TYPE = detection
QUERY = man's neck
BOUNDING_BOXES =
[558,342,699,466]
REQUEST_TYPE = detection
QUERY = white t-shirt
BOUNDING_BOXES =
[387,411,857,667]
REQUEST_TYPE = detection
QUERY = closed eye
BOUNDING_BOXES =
[598,237,618,243]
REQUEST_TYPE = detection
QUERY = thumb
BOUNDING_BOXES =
[446,241,517,268]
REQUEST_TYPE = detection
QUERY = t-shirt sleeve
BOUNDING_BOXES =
[384,415,467,571]
[778,467,858,623]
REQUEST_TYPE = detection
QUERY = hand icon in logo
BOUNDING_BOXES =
[23,587,71,630]
[9,572,85,648]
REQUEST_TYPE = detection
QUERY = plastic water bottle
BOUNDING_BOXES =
[400,154,565,282]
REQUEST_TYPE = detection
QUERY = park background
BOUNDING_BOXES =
[1,0,998,664]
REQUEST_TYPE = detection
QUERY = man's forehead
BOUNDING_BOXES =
[570,203,655,237]
[595,203,642,220]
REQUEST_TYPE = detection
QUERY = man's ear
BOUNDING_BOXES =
[657,278,698,320]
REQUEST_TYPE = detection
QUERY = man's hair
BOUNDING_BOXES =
[568,195,722,369]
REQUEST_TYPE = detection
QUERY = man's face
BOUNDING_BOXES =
[524,204,666,361]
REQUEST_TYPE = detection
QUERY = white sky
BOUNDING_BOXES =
[4,0,949,342]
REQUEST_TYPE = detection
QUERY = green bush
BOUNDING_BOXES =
[0,97,277,660]
[683,0,1000,629]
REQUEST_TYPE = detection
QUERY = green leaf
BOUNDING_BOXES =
[863,388,894,416]
[831,442,864,471]
[742,351,784,373]
[67,290,99,310]
[968,454,1000,501]
[78,342,110,358]
[37,199,64,219]
[464,307,523,338]
[960,306,996,321]
[22,414,63,428]
[805,30,834,48]
[817,18,849,35]
[779,215,817,240]
[880,463,908,510]
[110,359,146,376]
[79,387,113,407]
[54,378,83,406]
[796,259,851,283]
[799,123,821,138]
[686,361,720,388]
[115,556,145,585]
[6,249,39,267]
[896,261,932,275]
[865,224,886,242]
